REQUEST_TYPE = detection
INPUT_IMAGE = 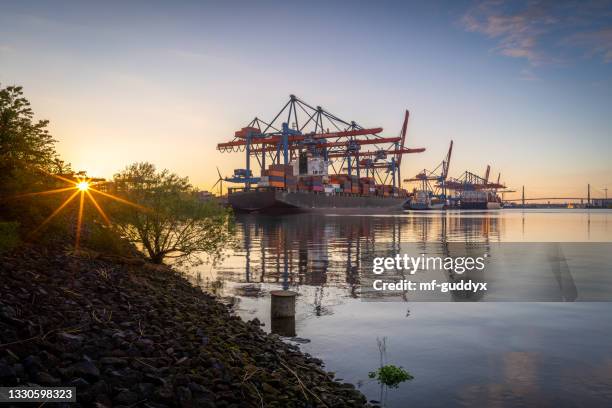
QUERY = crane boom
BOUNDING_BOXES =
[217,127,383,149]
[396,110,409,166]
[442,140,453,179]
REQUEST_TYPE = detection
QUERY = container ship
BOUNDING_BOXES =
[228,163,409,212]
[458,190,502,209]
[406,190,446,210]
[215,95,425,213]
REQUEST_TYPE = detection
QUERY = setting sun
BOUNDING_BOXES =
[76,181,90,191]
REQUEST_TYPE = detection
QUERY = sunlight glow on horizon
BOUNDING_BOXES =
[1,1,610,198]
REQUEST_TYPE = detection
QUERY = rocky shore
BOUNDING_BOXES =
[0,245,369,407]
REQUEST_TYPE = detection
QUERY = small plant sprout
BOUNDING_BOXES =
[368,365,413,388]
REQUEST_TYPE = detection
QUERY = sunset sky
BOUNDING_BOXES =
[1,0,611,198]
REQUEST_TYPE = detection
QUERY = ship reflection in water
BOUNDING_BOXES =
[189,209,612,408]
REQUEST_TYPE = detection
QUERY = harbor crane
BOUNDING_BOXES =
[216,95,425,189]
[404,140,454,199]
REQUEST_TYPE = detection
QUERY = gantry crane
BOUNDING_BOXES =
[445,164,506,192]
[216,95,425,189]
[403,140,454,199]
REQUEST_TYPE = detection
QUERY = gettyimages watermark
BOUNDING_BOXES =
[371,253,488,293]
[360,243,612,302]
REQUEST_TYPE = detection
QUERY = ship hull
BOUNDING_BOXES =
[228,189,407,213]
[459,201,501,210]
[408,202,445,211]
[460,202,487,209]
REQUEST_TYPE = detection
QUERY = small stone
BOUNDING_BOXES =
[0,363,17,385]
[154,386,174,403]
[261,383,278,396]
[144,373,167,386]
[35,371,61,385]
[23,355,43,373]
[69,360,100,380]
[177,386,193,408]
[0,304,17,319]
[90,380,110,396]
[137,338,154,347]
[100,357,127,367]
[115,390,139,405]
[68,377,90,389]
[57,332,84,344]
[136,382,154,398]
[187,382,211,395]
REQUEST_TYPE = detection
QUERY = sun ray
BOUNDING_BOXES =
[75,192,85,249]
[30,189,81,236]
[89,187,150,212]
[86,190,112,226]
[23,168,150,247]
[7,186,76,200]
[41,169,80,185]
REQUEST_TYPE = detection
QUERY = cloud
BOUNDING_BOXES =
[563,28,612,62]
[0,44,13,53]
[462,0,612,66]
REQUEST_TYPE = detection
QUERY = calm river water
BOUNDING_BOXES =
[189,209,612,407]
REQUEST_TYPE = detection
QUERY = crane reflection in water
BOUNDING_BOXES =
[195,212,515,324]
[193,210,591,320]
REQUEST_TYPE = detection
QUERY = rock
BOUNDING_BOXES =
[57,332,84,344]
[0,245,369,408]
[0,363,17,385]
[90,379,110,396]
[23,355,43,374]
[136,382,155,398]
[143,373,167,386]
[187,382,211,395]
[136,338,154,348]
[115,390,139,405]
[261,383,279,396]
[154,386,174,404]
[13,363,25,379]
[35,371,61,385]
[176,386,193,408]
[289,336,311,344]
[68,360,100,380]
[68,377,90,389]
[193,398,216,408]
[100,357,128,367]
[0,304,17,319]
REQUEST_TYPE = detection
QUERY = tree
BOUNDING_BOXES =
[0,84,72,227]
[110,162,234,265]
[0,85,61,175]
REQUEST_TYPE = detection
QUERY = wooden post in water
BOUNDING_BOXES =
[271,316,296,337]
[270,290,297,318]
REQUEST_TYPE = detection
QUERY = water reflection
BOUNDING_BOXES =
[189,210,612,407]
[215,211,505,288]
[207,210,610,305]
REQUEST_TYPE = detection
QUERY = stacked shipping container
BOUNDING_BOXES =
[257,166,408,197]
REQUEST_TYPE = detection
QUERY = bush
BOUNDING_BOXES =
[0,221,20,253]
[110,162,234,264]
[85,223,136,257]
